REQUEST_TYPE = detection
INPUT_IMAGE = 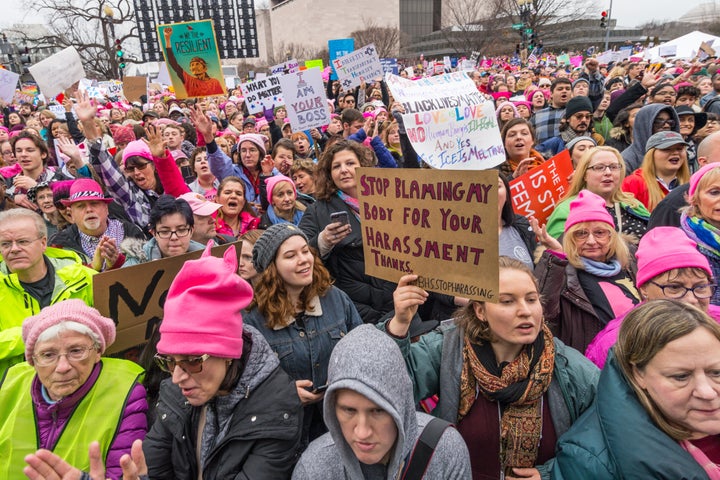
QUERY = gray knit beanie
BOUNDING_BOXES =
[252,223,309,273]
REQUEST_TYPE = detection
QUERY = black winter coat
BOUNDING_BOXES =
[299,195,395,324]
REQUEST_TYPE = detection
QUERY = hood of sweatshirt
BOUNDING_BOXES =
[323,324,417,479]
[622,103,680,173]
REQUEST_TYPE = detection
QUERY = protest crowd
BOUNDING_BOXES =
[4,26,720,480]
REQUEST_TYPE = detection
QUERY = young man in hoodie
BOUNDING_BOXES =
[292,325,471,480]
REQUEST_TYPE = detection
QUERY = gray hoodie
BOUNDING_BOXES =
[621,103,680,174]
[292,325,471,480]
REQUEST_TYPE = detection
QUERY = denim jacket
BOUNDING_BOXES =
[243,287,362,387]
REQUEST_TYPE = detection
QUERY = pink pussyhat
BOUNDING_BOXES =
[635,227,712,287]
[265,175,296,205]
[565,190,614,231]
[158,243,253,358]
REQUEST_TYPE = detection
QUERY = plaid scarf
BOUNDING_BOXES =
[459,322,555,475]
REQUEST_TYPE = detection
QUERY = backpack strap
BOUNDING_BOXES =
[400,417,452,480]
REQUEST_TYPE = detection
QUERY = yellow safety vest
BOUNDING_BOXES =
[0,358,143,478]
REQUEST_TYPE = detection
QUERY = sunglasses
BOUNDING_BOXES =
[154,353,210,374]
[125,162,152,173]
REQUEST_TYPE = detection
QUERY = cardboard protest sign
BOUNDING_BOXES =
[328,38,355,80]
[94,242,241,354]
[29,46,86,99]
[385,72,505,170]
[278,68,330,131]
[270,59,299,75]
[0,69,20,103]
[157,20,226,99]
[509,150,573,226]
[240,75,284,114]
[123,76,147,103]
[358,168,498,302]
[332,43,383,90]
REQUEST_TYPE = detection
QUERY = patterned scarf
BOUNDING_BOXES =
[458,323,555,474]
[337,190,360,220]
[681,213,720,258]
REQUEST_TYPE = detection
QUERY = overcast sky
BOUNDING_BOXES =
[0,0,714,33]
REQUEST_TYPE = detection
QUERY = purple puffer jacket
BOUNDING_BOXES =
[31,361,148,480]
[585,303,720,368]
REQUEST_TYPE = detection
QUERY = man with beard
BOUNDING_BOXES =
[531,77,572,144]
[537,96,603,157]
[50,179,145,271]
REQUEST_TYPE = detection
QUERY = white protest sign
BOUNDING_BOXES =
[270,59,299,75]
[0,69,20,103]
[28,46,86,99]
[155,62,171,85]
[240,75,284,114]
[99,80,124,101]
[385,72,505,170]
[658,44,678,57]
[332,44,383,90]
[48,104,67,117]
[279,68,330,131]
[595,50,614,64]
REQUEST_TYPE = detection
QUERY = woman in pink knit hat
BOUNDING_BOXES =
[535,189,641,353]
[0,299,147,480]
[586,226,719,368]
[680,163,720,305]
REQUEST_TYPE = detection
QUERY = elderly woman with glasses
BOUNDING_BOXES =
[122,195,204,266]
[0,299,147,480]
[535,190,641,354]
[587,227,720,368]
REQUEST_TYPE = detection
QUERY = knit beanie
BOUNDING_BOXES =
[635,227,712,287]
[22,299,116,366]
[237,133,267,158]
[158,243,253,358]
[265,175,296,206]
[121,139,154,166]
[564,95,593,119]
[689,163,720,197]
[565,190,615,231]
[252,223,308,273]
[110,124,136,145]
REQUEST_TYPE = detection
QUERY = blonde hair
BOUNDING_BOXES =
[638,148,690,211]
[684,165,720,219]
[563,146,642,209]
[563,221,631,269]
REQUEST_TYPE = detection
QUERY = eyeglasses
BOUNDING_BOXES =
[649,282,717,300]
[572,113,593,120]
[33,345,97,367]
[587,163,622,172]
[0,237,43,252]
[125,162,152,173]
[154,227,192,239]
[573,229,611,241]
[154,353,210,374]
[653,118,676,128]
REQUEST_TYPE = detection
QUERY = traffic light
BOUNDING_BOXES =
[600,11,608,29]
[115,39,126,70]
[530,32,538,48]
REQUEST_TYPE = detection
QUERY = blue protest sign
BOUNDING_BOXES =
[329,38,355,81]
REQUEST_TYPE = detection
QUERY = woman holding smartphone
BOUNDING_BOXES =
[243,224,362,451]
[298,140,396,324]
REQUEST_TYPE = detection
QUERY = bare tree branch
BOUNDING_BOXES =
[351,18,401,58]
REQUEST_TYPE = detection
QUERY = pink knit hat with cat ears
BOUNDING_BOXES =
[158,242,253,358]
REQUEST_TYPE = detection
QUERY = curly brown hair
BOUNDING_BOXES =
[250,247,334,329]
[314,140,375,201]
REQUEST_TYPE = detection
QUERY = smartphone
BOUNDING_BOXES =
[304,384,328,393]
[180,165,195,183]
[330,211,349,226]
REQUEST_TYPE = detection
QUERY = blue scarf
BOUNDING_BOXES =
[580,257,622,277]
[266,205,303,226]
